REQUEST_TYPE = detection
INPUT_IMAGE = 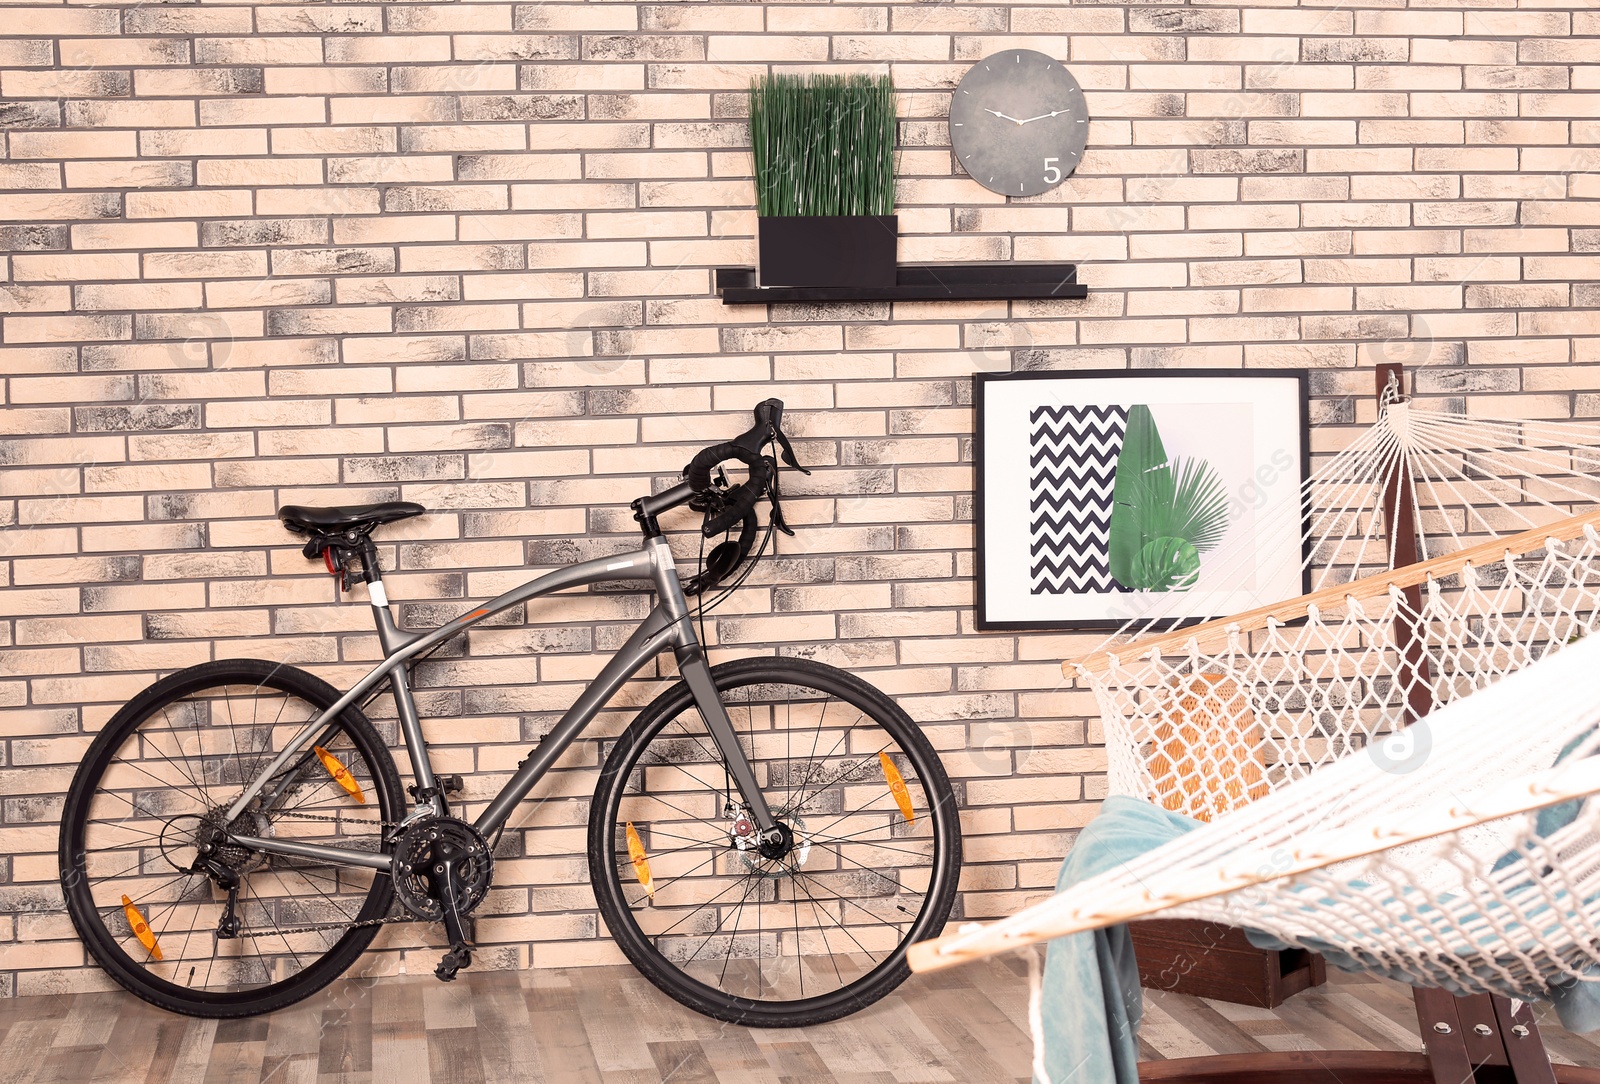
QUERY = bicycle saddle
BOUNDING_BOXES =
[277,501,425,536]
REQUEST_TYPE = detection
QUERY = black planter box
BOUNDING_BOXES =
[757,215,897,289]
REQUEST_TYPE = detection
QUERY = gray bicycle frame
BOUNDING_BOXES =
[223,519,777,875]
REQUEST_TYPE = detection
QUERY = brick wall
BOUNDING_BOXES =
[2,0,1598,996]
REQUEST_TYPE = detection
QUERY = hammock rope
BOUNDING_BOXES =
[910,398,1600,1018]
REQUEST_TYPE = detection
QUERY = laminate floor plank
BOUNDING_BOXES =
[90,1001,171,1083]
[424,1026,485,1084]
[315,1010,370,1079]
[1136,997,1221,1061]
[131,1019,191,1084]
[834,999,956,1083]
[574,969,659,1076]
[156,1015,217,1084]
[420,982,476,1033]
[1,956,1596,1081]
[516,973,605,1084]
[697,1032,783,1084]
[646,1039,717,1083]
[369,976,429,1084]
[1316,989,1427,1053]
[35,1041,109,1084]
[757,1039,839,1084]
[1538,1023,1600,1071]
[199,1037,265,1084]
[1270,989,1382,1052]
[908,989,1029,1083]
[258,1053,316,1084]
[1146,987,1271,1056]
[264,1000,323,1066]
[0,1018,58,1084]
[51,993,118,1049]
[467,972,547,1084]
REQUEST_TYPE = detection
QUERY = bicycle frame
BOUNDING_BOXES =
[223,526,778,874]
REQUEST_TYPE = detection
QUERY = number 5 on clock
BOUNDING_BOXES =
[1043,158,1062,184]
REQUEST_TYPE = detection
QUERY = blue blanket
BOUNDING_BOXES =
[1036,796,1196,1084]
[1037,796,1600,1084]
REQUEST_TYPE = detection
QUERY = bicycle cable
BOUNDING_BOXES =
[687,435,780,621]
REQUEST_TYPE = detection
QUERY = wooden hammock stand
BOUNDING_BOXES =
[1101,366,1600,1083]
[908,365,1600,1077]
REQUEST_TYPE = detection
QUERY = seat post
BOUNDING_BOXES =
[353,535,403,649]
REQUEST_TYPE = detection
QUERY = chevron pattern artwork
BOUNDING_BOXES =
[1029,404,1130,594]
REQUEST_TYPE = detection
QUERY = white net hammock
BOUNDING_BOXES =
[909,395,1600,1012]
[913,628,1600,1003]
[1102,527,1600,819]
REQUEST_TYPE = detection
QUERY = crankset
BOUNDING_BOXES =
[392,816,494,981]
[392,816,493,922]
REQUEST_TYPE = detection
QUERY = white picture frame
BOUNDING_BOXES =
[975,370,1310,631]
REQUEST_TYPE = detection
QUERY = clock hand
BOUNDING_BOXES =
[982,107,1026,125]
[1015,109,1069,125]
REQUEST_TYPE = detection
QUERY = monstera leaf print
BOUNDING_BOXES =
[1107,405,1230,592]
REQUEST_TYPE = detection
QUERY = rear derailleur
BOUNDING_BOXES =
[391,816,494,982]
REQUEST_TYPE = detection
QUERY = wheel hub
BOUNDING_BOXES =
[732,814,811,877]
[757,822,794,860]
[170,809,270,877]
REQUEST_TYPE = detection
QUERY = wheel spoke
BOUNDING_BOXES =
[64,666,397,1010]
[598,667,958,1020]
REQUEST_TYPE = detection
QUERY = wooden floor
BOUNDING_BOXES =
[2,958,1596,1083]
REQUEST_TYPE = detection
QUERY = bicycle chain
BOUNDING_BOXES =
[231,809,414,937]
[238,912,419,937]
[267,809,397,828]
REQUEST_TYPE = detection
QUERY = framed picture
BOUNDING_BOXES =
[975,369,1310,631]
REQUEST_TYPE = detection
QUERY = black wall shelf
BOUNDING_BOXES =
[715,263,1087,304]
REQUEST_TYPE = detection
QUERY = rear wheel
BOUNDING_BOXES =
[59,659,403,1017]
[589,657,962,1026]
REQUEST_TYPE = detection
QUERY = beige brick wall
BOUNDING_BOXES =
[2,0,1598,995]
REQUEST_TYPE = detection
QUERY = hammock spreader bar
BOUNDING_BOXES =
[1071,505,1600,677]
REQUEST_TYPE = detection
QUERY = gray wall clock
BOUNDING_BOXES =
[949,49,1089,198]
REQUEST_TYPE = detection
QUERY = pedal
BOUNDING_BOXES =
[435,942,473,982]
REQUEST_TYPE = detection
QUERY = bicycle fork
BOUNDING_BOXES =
[672,641,784,844]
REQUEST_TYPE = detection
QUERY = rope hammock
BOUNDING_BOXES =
[909,369,1600,1081]
[913,621,1600,987]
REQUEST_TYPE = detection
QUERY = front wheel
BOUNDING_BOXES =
[589,657,962,1026]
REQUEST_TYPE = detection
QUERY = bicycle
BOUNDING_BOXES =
[58,398,963,1027]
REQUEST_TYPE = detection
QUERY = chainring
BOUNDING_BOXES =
[391,816,493,922]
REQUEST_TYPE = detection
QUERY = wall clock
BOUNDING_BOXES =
[949,49,1089,198]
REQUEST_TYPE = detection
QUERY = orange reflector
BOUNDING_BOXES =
[880,752,915,823]
[625,821,655,900]
[121,895,163,961]
[313,745,367,804]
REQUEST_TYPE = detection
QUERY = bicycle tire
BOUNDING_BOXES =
[59,659,403,1018]
[588,656,962,1027]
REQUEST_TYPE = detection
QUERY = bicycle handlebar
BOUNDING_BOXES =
[674,398,809,596]
[687,443,772,536]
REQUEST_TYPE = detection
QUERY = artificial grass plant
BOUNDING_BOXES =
[749,72,897,218]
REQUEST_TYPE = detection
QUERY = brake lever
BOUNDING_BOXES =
[771,426,810,475]
[766,458,795,537]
